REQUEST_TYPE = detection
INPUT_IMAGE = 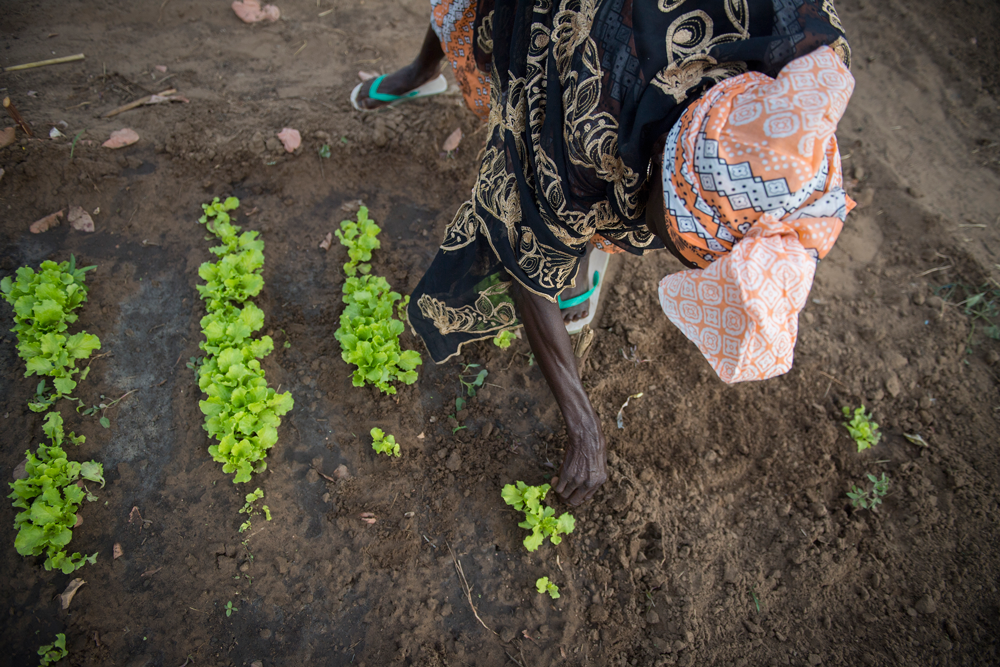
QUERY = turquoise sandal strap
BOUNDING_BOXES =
[557,270,600,310]
[367,74,420,103]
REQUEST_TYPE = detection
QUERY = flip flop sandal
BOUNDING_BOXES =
[560,250,610,335]
[350,73,448,112]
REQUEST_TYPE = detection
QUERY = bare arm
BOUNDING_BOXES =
[510,281,607,506]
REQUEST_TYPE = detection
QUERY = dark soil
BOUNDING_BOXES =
[2,1,1000,666]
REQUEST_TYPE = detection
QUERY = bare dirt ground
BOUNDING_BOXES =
[2,1,999,666]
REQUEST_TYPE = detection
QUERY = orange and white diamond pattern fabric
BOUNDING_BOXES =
[658,46,855,384]
[431,0,491,122]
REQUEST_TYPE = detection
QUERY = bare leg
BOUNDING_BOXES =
[355,25,445,110]
[558,244,594,324]
[511,280,608,506]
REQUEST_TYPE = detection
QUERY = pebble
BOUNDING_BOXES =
[646,610,660,625]
[912,292,925,306]
[275,557,289,575]
[260,628,272,639]
[885,374,902,398]
[305,469,320,483]
[446,450,463,471]
[927,296,944,309]
[945,619,960,641]
[251,661,263,667]
[915,595,937,615]
[333,464,350,480]
[808,654,823,666]
[743,619,764,634]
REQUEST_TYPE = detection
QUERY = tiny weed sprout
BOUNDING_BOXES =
[454,363,488,412]
[238,487,271,533]
[1,255,101,412]
[501,482,575,552]
[493,330,515,349]
[38,632,68,666]
[334,207,422,395]
[196,197,294,483]
[536,576,561,599]
[370,427,401,457]
[318,144,331,159]
[9,412,104,573]
[847,473,890,510]
[224,600,238,617]
[842,405,881,452]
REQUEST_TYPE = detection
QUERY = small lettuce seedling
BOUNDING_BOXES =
[842,405,881,452]
[847,473,890,510]
[501,481,575,552]
[493,330,515,349]
[371,427,400,457]
[335,206,381,277]
[536,576,560,599]
[38,633,67,666]
[238,487,271,533]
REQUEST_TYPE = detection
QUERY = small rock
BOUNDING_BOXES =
[915,595,937,615]
[333,464,351,480]
[646,610,660,625]
[911,292,925,306]
[314,130,331,140]
[251,662,263,667]
[808,654,823,666]
[275,556,289,575]
[743,619,764,634]
[944,619,960,641]
[723,563,739,584]
[446,450,463,471]
[305,469,320,483]
[907,606,918,617]
[321,492,331,503]
[926,296,944,309]
[259,628,272,639]
[884,374,902,398]
[774,631,787,642]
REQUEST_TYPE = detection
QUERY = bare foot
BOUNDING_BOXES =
[354,25,444,111]
[559,245,593,324]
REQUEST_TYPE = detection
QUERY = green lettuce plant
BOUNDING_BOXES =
[536,576,560,599]
[842,405,881,452]
[9,412,104,574]
[38,633,68,666]
[370,427,400,457]
[0,256,100,411]
[196,197,294,483]
[335,206,381,277]
[501,481,575,552]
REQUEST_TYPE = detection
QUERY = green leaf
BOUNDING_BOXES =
[99,416,110,429]
[80,461,105,488]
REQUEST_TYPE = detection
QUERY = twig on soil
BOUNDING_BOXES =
[816,370,847,388]
[3,97,33,137]
[3,53,85,72]
[447,542,497,635]
[293,42,308,57]
[140,566,163,578]
[102,89,180,118]
[158,0,171,22]
[917,265,952,278]
[504,651,525,667]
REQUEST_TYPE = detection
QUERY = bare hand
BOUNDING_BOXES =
[553,420,607,506]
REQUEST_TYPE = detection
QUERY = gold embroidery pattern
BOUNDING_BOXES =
[417,282,517,335]
[477,9,494,55]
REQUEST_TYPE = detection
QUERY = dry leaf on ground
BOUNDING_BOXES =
[12,458,28,480]
[113,543,124,560]
[319,232,333,251]
[69,205,95,232]
[29,210,64,234]
[442,128,463,153]
[103,128,140,149]
[154,65,167,73]
[0,127,17,148]
[232,0,280,23]
[277,128,301,153]
[359,512,377,525]
[340,199,364,213]
[358,70,379,81]
[59,579,86,609]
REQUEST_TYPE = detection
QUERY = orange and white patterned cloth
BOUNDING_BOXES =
[658,46,855,384]
[431,0,491,122]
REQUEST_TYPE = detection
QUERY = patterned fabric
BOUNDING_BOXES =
[658,46,855,383]
[410,0,850,364]
[431,0,492,122]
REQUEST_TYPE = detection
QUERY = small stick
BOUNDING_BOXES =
[816,370,847,388]
[447,542,497,635]
[917,265,951,278]
[102,88,177,118]
[3,53,85,72]
[3,97,33,137]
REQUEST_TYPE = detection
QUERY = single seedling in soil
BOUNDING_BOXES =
[38,632,67,666]
[238,487,271,533]
[842,405,881,452]
[493,330,516,349]
[847,473,890,510]
[455,363,488,412]
[224,600,238,617]
[370,427,401,457]
[502,481,575,552]
[318,144,331,159]
[79,389,136,429]
[536,576,560,599]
